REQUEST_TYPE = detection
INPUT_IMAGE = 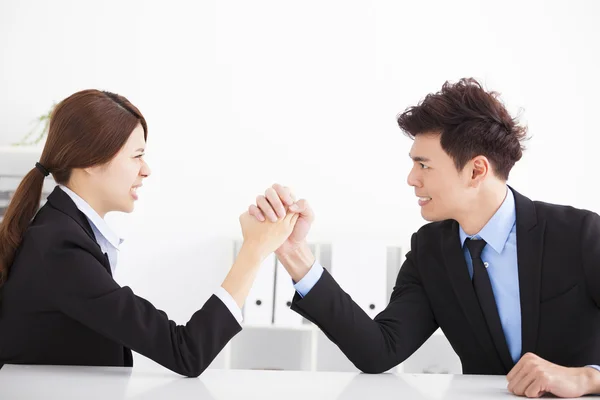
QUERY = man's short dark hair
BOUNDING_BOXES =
[397,78,528,180]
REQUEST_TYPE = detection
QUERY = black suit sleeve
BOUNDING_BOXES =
[581,212,600,309]
[290,233,438,373]
[42,240,241,377]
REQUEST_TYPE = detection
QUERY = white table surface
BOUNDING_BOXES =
[0,363,586,399]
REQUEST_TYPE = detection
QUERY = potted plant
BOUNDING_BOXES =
[13,103,55,146]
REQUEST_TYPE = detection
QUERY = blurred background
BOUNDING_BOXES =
[1,0,599,374]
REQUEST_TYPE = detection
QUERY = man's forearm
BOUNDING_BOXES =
[583,366,600,395]
[275,241,315,282]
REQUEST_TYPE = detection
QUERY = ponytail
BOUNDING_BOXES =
[0,165,48,286]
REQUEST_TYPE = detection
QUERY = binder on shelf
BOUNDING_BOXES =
[330,239,389,319]
[273,259,303,327]
[386,246,403,301]
[315,242,332,274]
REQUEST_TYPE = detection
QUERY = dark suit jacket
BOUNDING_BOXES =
[0,187,241,377]
[292,187,600,374]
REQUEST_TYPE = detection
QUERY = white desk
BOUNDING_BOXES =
[0,364,542,399]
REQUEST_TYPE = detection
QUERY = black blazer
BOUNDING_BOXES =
[0,187,241,377]
[292,187,600,375]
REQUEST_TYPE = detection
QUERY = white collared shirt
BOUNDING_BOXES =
[57,185,243,324]
[59,184,123,274]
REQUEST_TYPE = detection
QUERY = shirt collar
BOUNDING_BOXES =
[459,187,516,254]
[58,185,124,249]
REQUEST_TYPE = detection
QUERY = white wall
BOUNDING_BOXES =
[1,0,599,322]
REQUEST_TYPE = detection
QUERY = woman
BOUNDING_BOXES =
[0,90,298,377]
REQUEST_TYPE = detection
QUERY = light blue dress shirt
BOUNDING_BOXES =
[457,188,521,363]
[57,185,243,324]
[294,188,600,372]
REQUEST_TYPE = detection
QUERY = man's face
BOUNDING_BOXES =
[407,133,473,222]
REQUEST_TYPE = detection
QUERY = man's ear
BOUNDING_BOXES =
[469,156,490,187]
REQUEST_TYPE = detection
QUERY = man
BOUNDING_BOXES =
[249,78,600,398]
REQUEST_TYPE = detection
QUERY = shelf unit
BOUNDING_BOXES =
[202,240,461,374]
[176,324,457,374]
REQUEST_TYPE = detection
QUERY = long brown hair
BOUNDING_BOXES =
[0,90,147,286]
[397,78,528,180]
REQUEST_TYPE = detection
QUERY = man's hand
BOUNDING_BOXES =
[249,183,316,281]
[507,352,600,398]
[248,183,314,255]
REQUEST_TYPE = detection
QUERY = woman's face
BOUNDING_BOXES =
[87,124,151,216]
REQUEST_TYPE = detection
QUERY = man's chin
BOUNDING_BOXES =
[421,211,443,223]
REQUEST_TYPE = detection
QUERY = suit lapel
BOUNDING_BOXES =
[442,220,508,373]
[102,252,113,277]
[45,186,112,275]
[511,187,544,357]
[46,187,96,242]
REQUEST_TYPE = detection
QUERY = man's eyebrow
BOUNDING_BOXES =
[409,153,430,162]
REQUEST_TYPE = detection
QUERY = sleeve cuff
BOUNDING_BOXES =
[293,261,324,298]
[215,286,243,325]
[586,365,600,373]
